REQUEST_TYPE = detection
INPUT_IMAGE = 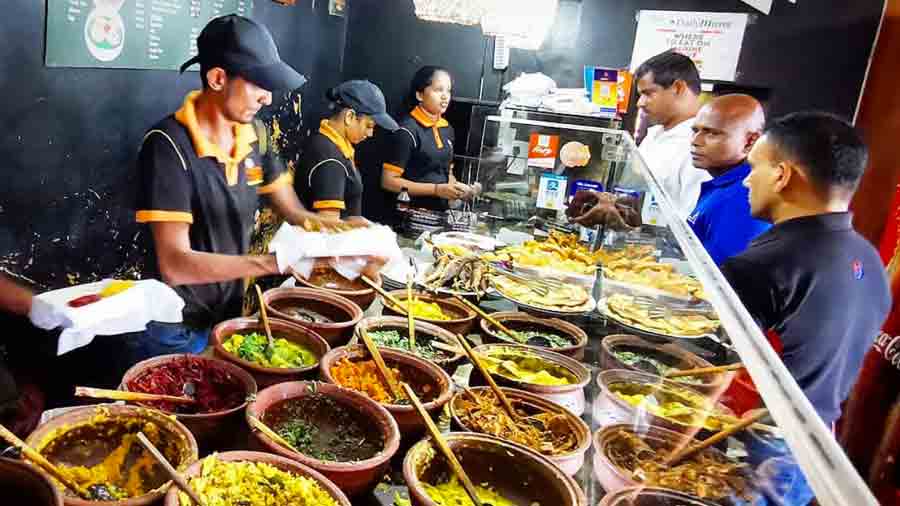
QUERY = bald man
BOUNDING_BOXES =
[687,94,771,264]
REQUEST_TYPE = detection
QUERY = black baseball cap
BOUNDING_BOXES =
[180,15,307,92]
[328,80,399,131]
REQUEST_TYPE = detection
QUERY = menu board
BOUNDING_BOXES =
[46,0,254,70]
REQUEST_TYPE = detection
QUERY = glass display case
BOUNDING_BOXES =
[453,114,876,506]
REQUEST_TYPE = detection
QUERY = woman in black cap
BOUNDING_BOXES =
[295,80,398,219]
[381,66,474,216]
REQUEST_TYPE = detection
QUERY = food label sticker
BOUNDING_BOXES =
[593,408,628,427]
[536,173,568,211]
[528,133,559,169]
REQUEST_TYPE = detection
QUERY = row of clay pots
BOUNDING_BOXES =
[165,431,590,506]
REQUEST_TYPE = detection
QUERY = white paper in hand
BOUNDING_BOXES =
[35,279,185,356]
[269,223,403,278]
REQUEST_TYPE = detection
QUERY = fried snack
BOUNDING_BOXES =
[485,230,599,275]
[298,218,361,233]
[603,258,705,299]
[566,191,641,231]
[492,275,591,311]
[592,244,656,266]
[423,252,491,296]
[605,293,720,336]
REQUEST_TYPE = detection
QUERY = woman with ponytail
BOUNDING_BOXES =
[381,66,475,216]
[294,80,398,219]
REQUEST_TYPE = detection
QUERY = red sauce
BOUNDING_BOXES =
[125,357,246,414]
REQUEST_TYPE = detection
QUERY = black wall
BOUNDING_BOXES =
[0,1,347,290]
[342,0,884,120]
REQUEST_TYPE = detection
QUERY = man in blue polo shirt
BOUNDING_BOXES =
[688,94,771,264]
[722,112,891,505]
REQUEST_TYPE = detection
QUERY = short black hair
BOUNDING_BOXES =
[765,111,869,193]
[635,51,702,95]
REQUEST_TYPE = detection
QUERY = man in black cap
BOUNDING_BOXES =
[294,80,398,219]
[132,15,328,362]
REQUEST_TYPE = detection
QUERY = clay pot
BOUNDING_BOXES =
[594,369,735,436]
[0,457,63,506]
[598,487,719,506]
[162,451,351,506]
[479,311,588,359]
[593,424,751,501]
[354,316,464,373]
[293,268,381,311]
[448,386,591,475]
[119,354,257,452]
[246,381,400,496]
[470,343,591,416]
[600,334,729,396]
[263,287,363,347]
[26,405,198,506]
[211,317,330,388]
[319,345,452,441]
[381,290,477,336]
[403,432,586,506]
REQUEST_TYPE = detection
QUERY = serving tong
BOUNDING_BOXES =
[633,295,717,320]
[490,263,565,296]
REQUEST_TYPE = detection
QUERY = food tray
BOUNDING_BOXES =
[600,274,703,303]
[494,287,597,316]
[596,297,724,342]
[430,231,504,252]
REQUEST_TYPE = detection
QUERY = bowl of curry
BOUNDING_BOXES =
[381,290,477,337]
[319,345,452,441]
[448,386,591,475]
[292,267,381,311]
[25,405,198,506]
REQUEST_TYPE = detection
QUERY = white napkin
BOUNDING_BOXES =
[269,223,403,279]
[34,279,185,355]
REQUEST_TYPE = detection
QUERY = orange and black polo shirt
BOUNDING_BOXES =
[383,106,455,211]
[294,120,363,218]
[135,91,290,328]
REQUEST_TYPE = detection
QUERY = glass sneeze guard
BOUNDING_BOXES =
[470,114,877,506]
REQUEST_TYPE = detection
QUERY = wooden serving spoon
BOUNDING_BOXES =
[359,328,406,402]
[453,334,518,420]
[667,409,770,465]
[402,383,488,506]
[361,275,409,316]
[136,432,206,506]
[407,263,417,351]
[74,386,196,405]
[254,284,276,358]
[0,423,95,500]
[664,363,744,379]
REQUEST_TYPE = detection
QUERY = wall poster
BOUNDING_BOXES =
[630,10,749,82]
